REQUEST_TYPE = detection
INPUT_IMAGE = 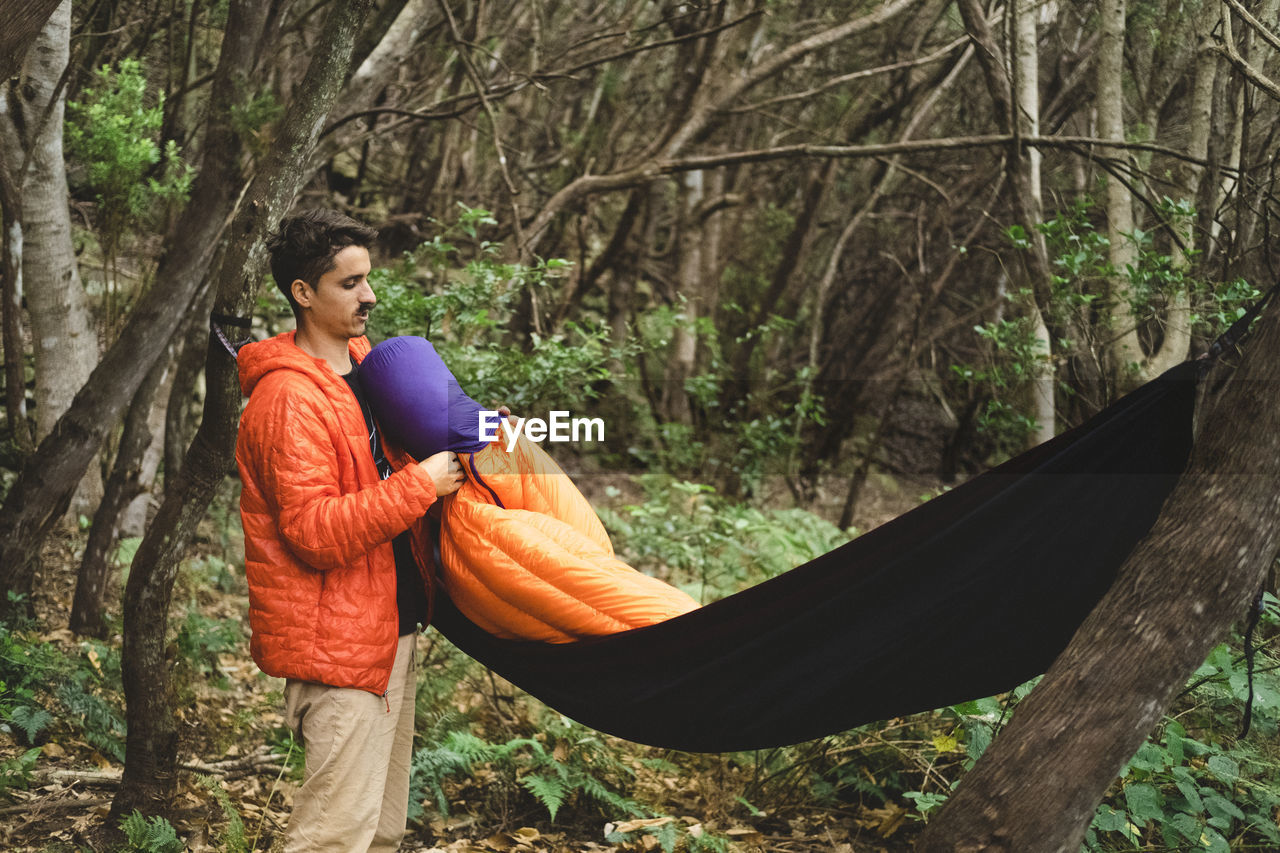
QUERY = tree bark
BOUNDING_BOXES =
[0,0,270,608]
[162,285,215,492]
[1011,0,1055,446]
[1,0,104,522]
[1099,0,1145,386]
[0,0,62,83]
[69,345,174,638]
[0,142,34,454]
[112,0,375,817]
[916,299,1280,851]
[662,169,705,424]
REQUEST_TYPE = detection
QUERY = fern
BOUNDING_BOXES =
[572,766,642,816]
[654,820,680,853]
[7,705,52,743]
[196,774,247,853]
[521,773,568,821]
[55,679,126,762]
[408,730,497,819]
[119,810,184,853]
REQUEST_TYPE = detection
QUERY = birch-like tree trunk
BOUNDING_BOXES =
[1013,0,1055,445]
[1099,0,1147,386]
[0,142,33,454]
[0,0,60,453]
[0,0,103,519]
[112,0,375,816]
[663,169,705,424]
[958,0,1060,439]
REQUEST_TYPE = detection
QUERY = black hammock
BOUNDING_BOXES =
[428,360,1199,752]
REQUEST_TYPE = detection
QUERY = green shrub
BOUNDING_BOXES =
[65,58,192,243]
[365,206,610,415]
[0,610,127,763]
[597,475,851,601]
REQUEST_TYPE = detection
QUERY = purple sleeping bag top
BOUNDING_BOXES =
[359,336,489,459]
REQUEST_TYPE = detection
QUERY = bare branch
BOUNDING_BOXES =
[1220,0,1280,54]
[662,0,923,155]
[318,10,764,142]
[1210,29,1280,102]
[727,35,970,114]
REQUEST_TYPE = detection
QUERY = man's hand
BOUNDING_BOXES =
[420,451,465,496]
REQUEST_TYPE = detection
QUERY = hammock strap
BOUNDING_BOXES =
[1239,584,1266,738]
[211,312,253,359]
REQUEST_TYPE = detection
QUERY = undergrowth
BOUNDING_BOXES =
[0,594,127,780]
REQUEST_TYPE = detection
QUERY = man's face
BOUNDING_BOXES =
[293,244,375,341]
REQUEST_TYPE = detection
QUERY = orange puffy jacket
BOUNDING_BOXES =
[236,332,437,695]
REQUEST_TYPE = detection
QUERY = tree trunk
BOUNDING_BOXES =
[662,170,704,424]
[1012,0,1055,446]
[0,0,269,609]
[1099,0,1144,385]
[162,287,214,492]
[957,0,1084,427]
[0,1,61,83]
[112,0,374,817]
[726,160,834,390]
[69,346,173,638]
[2,0,104,522]
[916,299,1280,851]
[0,143,34,454]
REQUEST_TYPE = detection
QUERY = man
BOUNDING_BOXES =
[236,209,463,851]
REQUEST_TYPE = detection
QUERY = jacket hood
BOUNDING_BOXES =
[238,331,372,397]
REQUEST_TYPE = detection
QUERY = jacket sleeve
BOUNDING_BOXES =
[246,380,438,571]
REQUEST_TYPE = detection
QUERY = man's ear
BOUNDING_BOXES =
[291,278,312,309]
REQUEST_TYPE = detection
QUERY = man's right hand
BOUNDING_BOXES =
[420,451,465,496]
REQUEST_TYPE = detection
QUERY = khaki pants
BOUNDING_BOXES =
[283,634,417,853]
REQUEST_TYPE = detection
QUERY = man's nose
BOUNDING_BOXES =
[359,281,376,304]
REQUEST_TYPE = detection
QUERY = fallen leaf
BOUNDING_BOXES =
[857,802,909,838]
[612,817,674,834]
[725,827,764,844]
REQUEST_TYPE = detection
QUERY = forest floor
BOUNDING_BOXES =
[0,468,936,853]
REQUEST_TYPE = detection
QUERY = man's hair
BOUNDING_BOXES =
[266,209,378,314]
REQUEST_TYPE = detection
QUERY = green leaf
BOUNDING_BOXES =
[1206,754,1238,785]
[1124,782,1163,822]
[1129,741,1170,773]
[1202,792,1245,825]
[1167,812,1202,843]
[1091,805,1129,833]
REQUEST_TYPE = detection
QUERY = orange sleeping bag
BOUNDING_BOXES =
[439,435,700,643]
[358,335,699,643]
